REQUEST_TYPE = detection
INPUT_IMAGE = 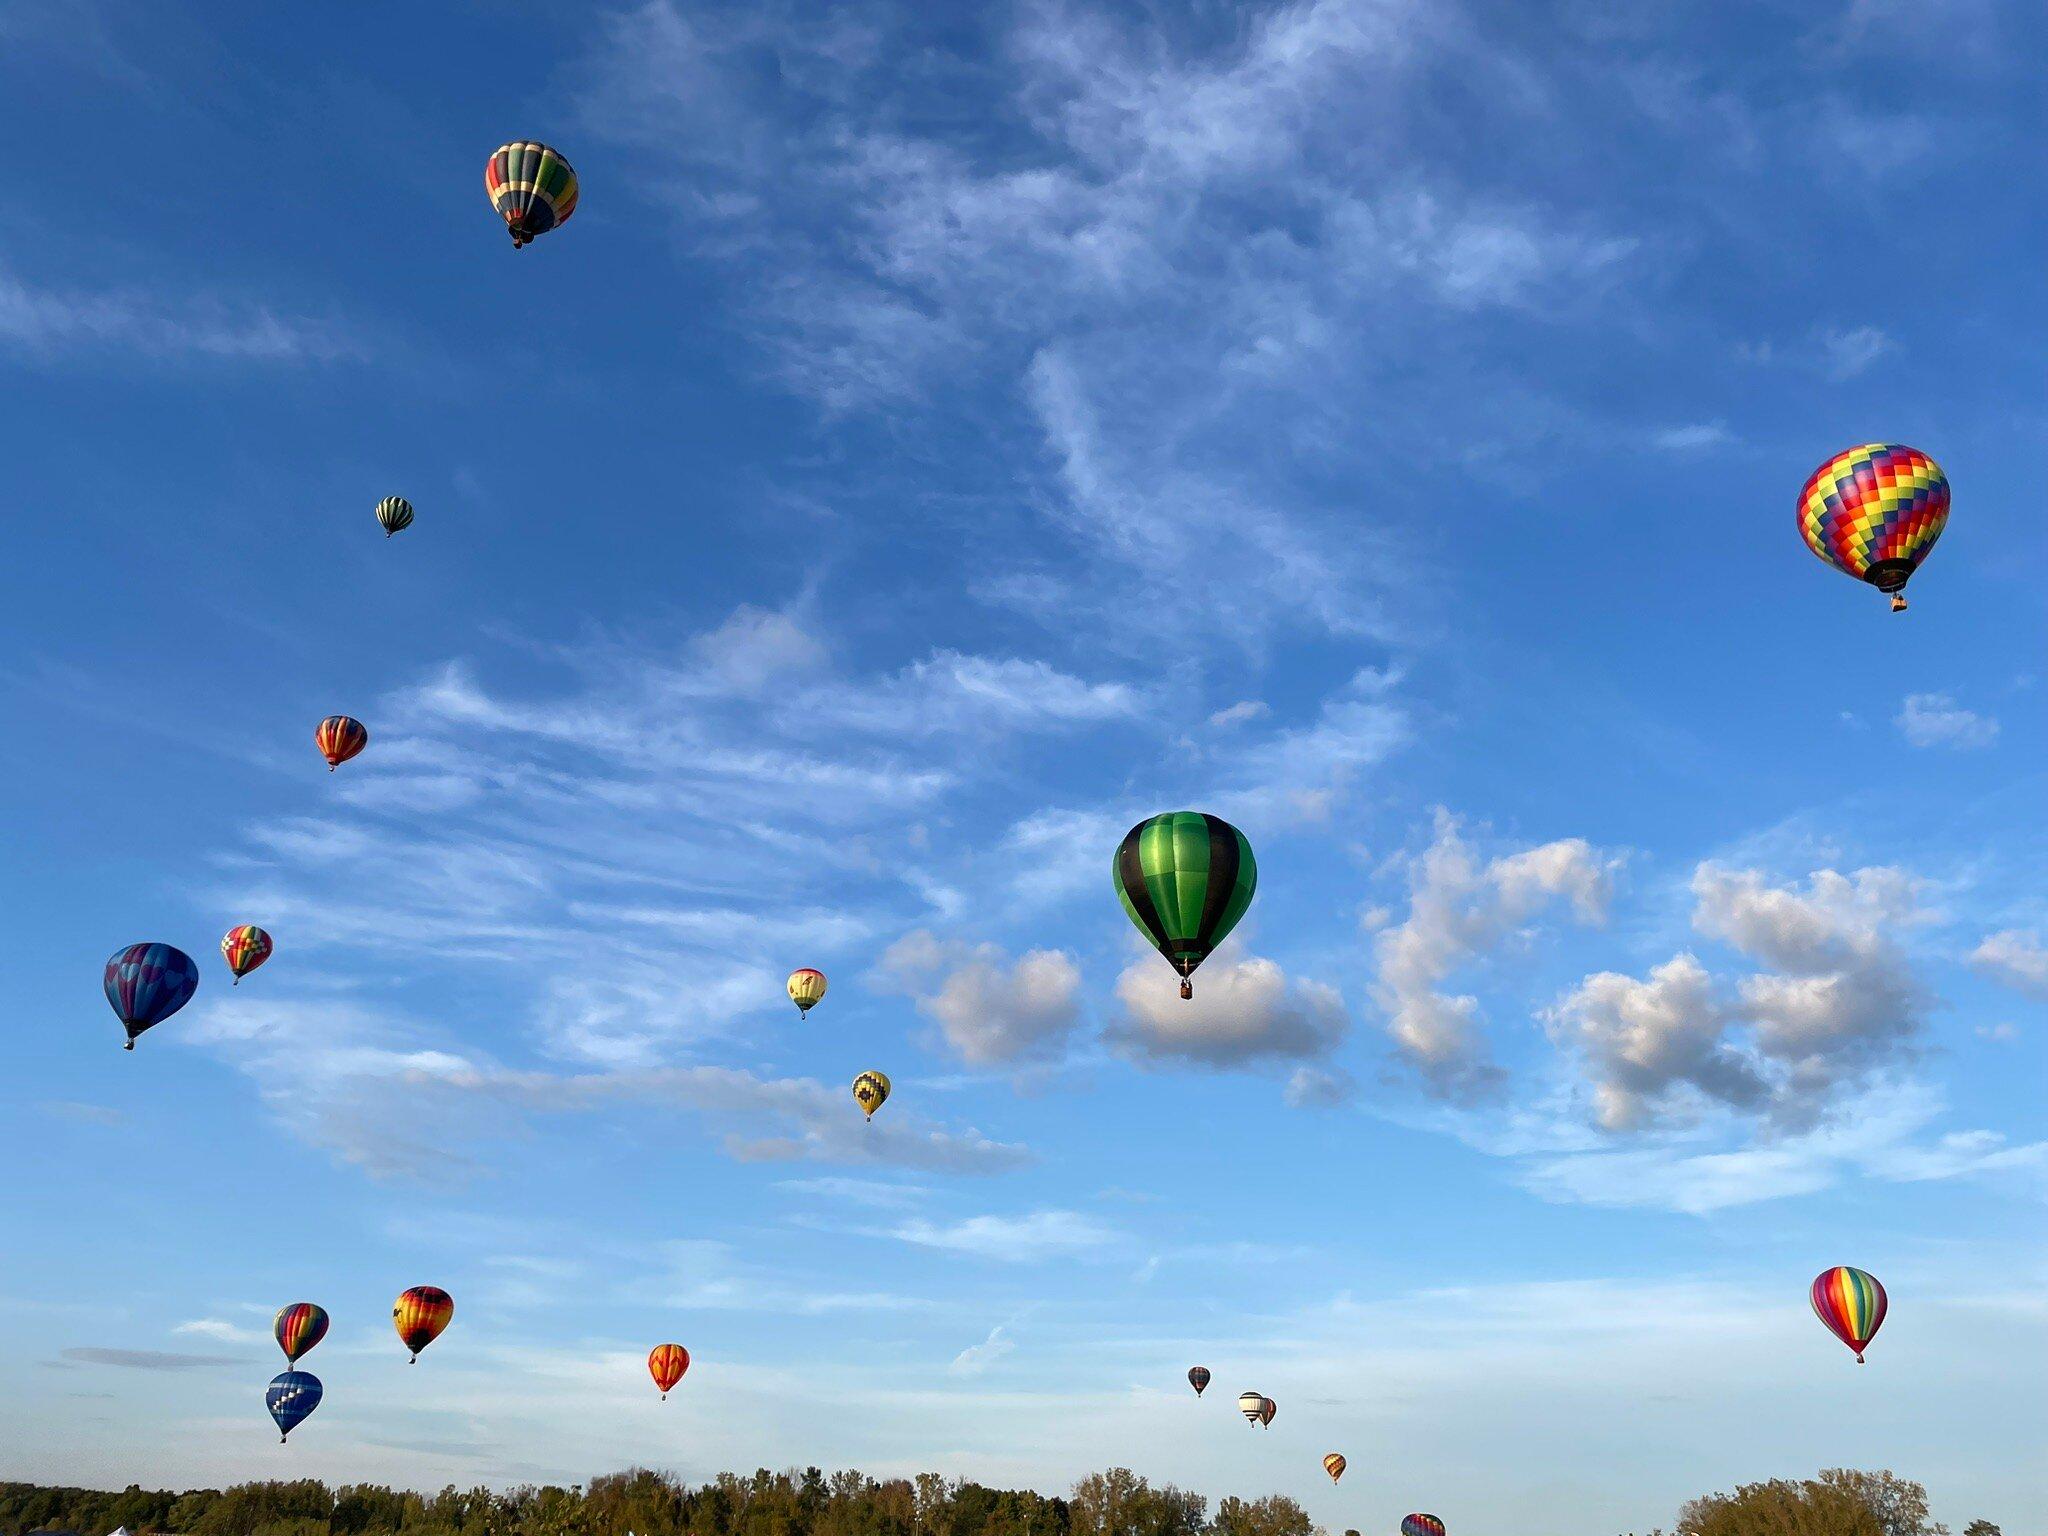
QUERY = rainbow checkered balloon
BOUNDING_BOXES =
[1797,443,1948,610]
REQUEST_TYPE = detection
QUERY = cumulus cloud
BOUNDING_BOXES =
[1817,324,1894,380]
[1546,953,1766,1131]
[877,931,1085,1065]
[1372,815,1615,1098]
[1895,692,1998,749]
[1548,864,1934,1131]
[1110,948,1348,1068]
[1971,929,2048,999]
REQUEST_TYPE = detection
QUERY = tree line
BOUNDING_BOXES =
[0,1464,2007,1536]
[0,1468,1308,1536]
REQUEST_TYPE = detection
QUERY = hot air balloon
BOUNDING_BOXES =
[104,943,199,1049]
[853,1070,890,1120]
[649,1342,690,1398]
[393,1285,453,1362]
[376,497,415,537]
[1114,812,1257,999]
[1238,1390,1264,1424]
[266,1370,322,1442]
[316,716,368,770]
[222,925,273,985]
[1259,1397,1276,1428]
[486,142,579,248]
[1810,1266,1887,1363]
[1797,444,1949,612]
[788,968,827,1016]
[1188,1366,1211,1396]
[1324,1454,1346,1484]
[1401,1517,1445,1536]
[274,1302,329,1365]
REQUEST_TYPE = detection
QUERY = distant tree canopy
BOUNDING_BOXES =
[1677,1468,1972,1536]
[0,1465,1998,1536]
[2,1470,1261,1536]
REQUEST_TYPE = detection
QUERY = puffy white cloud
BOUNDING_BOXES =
[1545,953,1767,1131]
[1283,1064,1356,1108]
[877,931,1085,1065]
[1972,928,2048,999]
[1371,815,1615,1098]
[1110,950,1348,1068]
[1547,864,1934,1132]
[1895,692,1998,749]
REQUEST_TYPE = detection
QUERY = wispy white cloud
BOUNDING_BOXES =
[1817,324,1894,380]
[1517,1080,2048,1213]
[1972,929,2048,999]
[0,268,364,365]
[1895,692,1999,749]
[890,1209,1119,1262]
[185,993,1029,1181]
[949,1322,1018,1375]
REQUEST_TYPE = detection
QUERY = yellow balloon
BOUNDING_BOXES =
[852,1070,890,1119]
[1323,1454,1346,1484]
[787,968,828,1015]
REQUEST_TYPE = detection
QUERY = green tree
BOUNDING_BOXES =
[1211,1496,1312,1536]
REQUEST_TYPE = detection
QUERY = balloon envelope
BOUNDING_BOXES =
[1797,444,1948,609]
[788,968,827,1014]
[486,142,579,247]
[1259,1397,1276,1426]
[1114,813,1256,998]
[649,1342,690,1397]
[316,716,368,769]
[853,1071,890,1119]
[393,1285,453,1360]
[266,1371,322,1441]
[376,497,415,537]
[222,925,273,983]
[1237,1390,1264,1424]
[104,943,199,1047]
[1401,1518,1445,1536]
[1187,1365,1210,1396]
[1324,1454,1346,1483]
[1810,1265,1887,1362]
[274,1302,329,1364]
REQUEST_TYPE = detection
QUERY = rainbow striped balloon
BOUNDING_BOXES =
[1810,1265,1887,1363]
[274,1302,328,1365]
[1402,1517,1446,1536]
[1797,443,1948,612]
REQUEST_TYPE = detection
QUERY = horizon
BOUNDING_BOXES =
[0,0,2042,1532]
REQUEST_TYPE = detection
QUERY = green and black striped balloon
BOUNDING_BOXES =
[375,496,415,537]
[1113,811,1257,999]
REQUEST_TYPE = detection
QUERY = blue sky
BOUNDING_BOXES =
[1,0,2043,1530]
